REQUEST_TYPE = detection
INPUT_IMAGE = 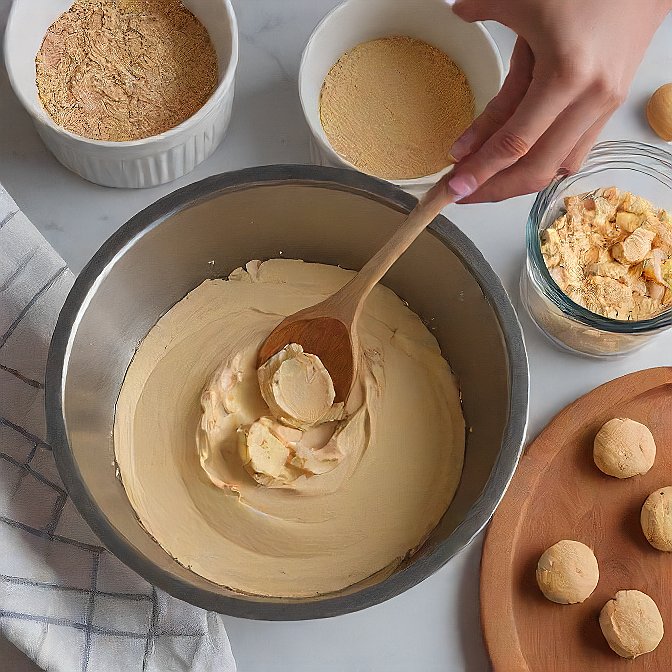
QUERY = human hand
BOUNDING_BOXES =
[442,0,672,203]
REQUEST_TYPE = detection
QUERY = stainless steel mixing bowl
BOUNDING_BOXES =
[46,165,528,620]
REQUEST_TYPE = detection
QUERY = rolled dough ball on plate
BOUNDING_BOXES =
[593,418,656,478]
[599,590,664,659]
[641,486,672,551]
[536,540,599,604]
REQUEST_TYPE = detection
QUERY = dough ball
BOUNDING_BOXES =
[599,590,664,659]
[641,486,672,551]
[536,540,599,604]
[593,418,656,478]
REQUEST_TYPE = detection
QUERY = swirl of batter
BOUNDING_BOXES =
[114,259,464,597]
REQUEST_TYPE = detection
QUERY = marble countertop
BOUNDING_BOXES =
[1,1,671,670]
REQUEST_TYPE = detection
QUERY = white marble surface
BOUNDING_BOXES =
[1,1,672,670]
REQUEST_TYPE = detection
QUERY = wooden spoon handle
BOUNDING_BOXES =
[331,180,456,318]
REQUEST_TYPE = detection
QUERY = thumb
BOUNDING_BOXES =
[450,0,503,23]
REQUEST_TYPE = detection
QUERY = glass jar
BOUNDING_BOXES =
[521,141,672,357]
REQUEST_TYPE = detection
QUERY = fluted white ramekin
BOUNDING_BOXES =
[4,0,238,189]
[299,0,503,198]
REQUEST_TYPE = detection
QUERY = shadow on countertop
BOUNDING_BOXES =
[0,635,40,671]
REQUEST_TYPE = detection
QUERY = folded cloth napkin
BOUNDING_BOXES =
[0,185,236,672]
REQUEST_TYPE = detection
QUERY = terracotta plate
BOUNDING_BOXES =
[481,367,672,671]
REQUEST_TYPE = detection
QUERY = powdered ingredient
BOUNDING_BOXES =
[35,0,218,142]
[319,36,474,180]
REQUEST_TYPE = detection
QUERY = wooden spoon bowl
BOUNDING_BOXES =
[257,316,355,403]
[257,180,454,398]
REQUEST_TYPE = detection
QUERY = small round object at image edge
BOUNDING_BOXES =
[641,486,672,551]
[647,83,672,142]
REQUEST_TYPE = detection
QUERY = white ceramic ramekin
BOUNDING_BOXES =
[4,0,238,189]
[299,0,504,198]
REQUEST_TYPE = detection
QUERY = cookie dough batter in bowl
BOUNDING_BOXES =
[46,166,528,618]
[115,258,465,597]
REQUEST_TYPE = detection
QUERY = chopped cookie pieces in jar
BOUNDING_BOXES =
[541,187,672,321]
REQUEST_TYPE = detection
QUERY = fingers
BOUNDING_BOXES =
[451,39,534,161]
[445,74,577,200]
[459,110,613,203]
[451,0,504,23]
[560,112,611,173]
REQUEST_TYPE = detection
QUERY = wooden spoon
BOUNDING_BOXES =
[257,179,456,402]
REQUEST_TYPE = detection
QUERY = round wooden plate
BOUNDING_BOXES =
[481,367,672,671]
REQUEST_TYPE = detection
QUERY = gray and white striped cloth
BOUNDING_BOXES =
[0,185,236,672]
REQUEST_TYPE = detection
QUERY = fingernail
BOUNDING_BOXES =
[450,129,474,161]
[447,173,478,199]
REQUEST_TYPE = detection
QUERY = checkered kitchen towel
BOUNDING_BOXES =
[0,185,236,672]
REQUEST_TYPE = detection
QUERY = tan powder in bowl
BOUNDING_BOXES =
[35,0,219,142]
[319,36,475,180]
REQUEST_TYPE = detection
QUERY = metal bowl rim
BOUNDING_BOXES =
[45,164,529,620]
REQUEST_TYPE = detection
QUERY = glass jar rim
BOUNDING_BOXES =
[527,140,672,334]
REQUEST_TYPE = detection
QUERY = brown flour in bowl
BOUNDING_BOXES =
[319,36,474,180]
[35,0,219,142]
